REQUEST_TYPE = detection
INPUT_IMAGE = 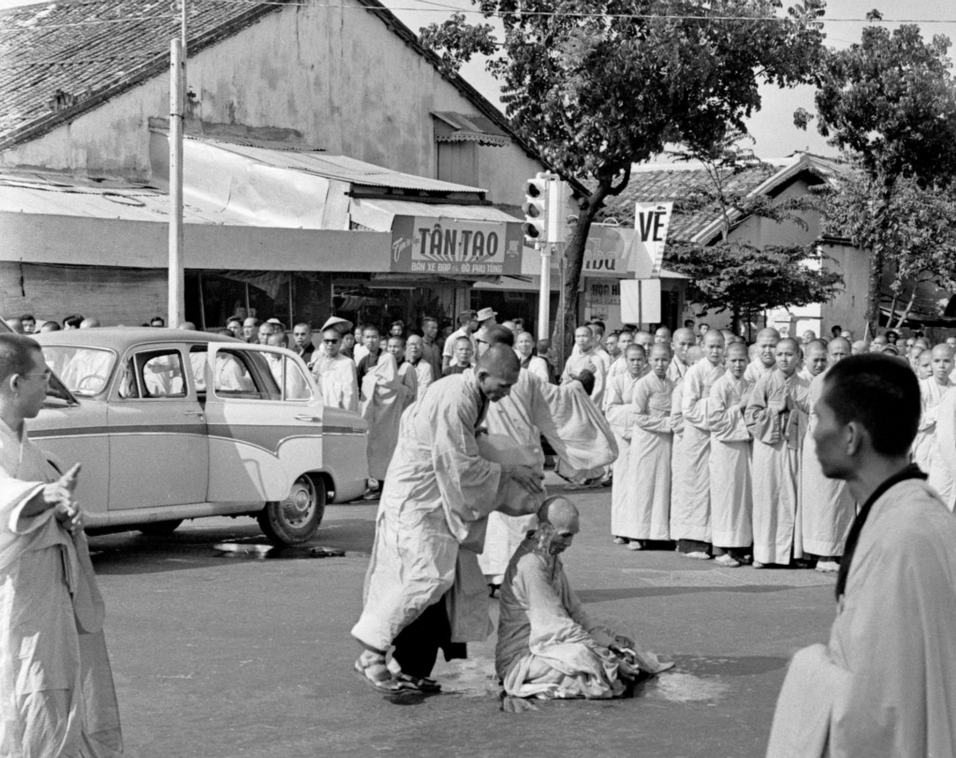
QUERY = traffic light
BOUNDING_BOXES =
[521,172,550,244]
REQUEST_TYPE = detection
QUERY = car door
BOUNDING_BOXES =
[203,344,325,503]
[107,345,209,509]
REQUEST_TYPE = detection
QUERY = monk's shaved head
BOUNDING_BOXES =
[477,343,520,375]
[726,341,748,357]
[703,330,725,347]
[778,337,801,352]
[806,340,827,356]
[673,328,695,344]
[625,344,646,359]
[828,337,850,359]
[650,344,671,360]
[538,496,579,531]
[932,344,954,360]
[482,325,515,347]
[756,327,781,342]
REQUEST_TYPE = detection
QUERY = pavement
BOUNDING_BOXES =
[88,473,835,758]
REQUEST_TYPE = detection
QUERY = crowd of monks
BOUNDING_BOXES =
[590,325,956,572]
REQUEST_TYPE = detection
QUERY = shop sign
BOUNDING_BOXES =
[588,279,620,307]
[583,226,634,277]
[390,216,523,276]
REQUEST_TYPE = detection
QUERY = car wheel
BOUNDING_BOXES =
[257,475,325,545]
[137,519,184,536]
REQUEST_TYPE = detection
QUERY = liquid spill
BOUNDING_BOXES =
[433,657,501,697]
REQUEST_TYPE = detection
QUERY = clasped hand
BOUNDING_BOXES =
[44,463,83,533]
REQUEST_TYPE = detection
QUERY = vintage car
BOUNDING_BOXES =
[20,327,368,544]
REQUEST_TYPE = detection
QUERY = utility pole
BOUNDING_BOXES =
[168,0,187,327]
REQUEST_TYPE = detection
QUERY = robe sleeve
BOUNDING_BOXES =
[341,360,358,413]
[681,366,710,429]
[745,374,781,445]
[530,376,618,470]
[918,382,940,433]
[417,363,433,399]
[432,385,507,524]
[633,379,670,433]
[709,379,750,442]
[400,363,417,410]
[528,357,550,386]
[604,375,633,439]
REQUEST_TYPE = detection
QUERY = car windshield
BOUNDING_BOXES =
[42,346,116,396]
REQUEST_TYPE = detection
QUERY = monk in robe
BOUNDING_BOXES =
[613,344,674,548]
[745,337,810,567]
[478,327,618,586]
[800,337,855,572]
[496,498,672,700]
[405,335,434,401]
[665,328,695,384]
[674,330,726,559]
[0,334,123,757]
[605,345,647,546]
[352,346,545,692]
[311,327,359,412]
[562,326,607,407]
[708,341,753,567]
[766,354,956,758]
[385,336,419,406]
[744,327,780,384]
[604,331,634,381]
[913,344,953,490]
[802,340,828,381]
[360,351,416,497]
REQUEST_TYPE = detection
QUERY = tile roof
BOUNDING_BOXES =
[0,0,544,166]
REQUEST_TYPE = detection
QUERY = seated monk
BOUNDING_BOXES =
[495,497,673,699]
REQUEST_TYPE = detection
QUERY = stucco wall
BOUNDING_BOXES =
[0,0,543,207]
[820,241,870,338]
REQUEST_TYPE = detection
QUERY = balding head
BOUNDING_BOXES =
[828,337,850,362]
[80,318,100,329]
[806,340,828,376]
[537,496,580,554]
[476,344,520,402]
[483,325,516,348]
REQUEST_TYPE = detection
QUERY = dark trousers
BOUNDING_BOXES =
[391,595,466,679]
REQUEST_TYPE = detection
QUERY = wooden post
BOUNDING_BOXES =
[168,39,184,328]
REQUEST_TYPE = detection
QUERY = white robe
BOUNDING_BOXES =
[767,477,956,758]
[312,352,359,412]
[745,370,809,565]
[913,377,951,471]
[708,373,753,549]
[614,372,674,541]
[800,370,856,556]
[932,388,956,511]
[743,358,774,386]
[665,356,688,384]
[0,420,122,758]
[669,380,687,527]
[351,371,537,651]
[561,350,607,408]
[412,360,434,401]
[479,372,619,582]
[674,360,725,544]
[360,354,416,480]
[604,371,643,538]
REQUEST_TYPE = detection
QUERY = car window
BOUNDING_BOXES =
[188,346,207,393]
[213,349,281,400]
[118,350,186,399]
[266,354,312,401]
[43,346,115,396]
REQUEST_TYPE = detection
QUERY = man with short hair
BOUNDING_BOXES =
[420,317,443,380]
[0,334,123,756]
[667,328,696,383]
[442,310,478,370]
[226,316,242,338]
[799,337,854,573]
[256,322,275,345]
[389,321,405,338]
[356,326,383,385]
[352,346,544,692]
[442,337,475,377]
[767,353,956,758]
[745,337,810,567]
[405,335,434,400]
[830,324,843,339]
[63,314,83,330]
[312,328,358,412]
[802,340,828,380]
[292,323,315,362]
[496,497,671,699]
[242,317,259,343]
[654,326,672,345]
[19,315,36,334]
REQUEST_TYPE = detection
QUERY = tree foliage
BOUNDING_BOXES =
[419,0,827,359]
[819,162,956,327]
[801,24,956,334]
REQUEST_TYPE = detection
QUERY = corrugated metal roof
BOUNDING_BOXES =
[432,112,509,147]
[200,138,487,194]
[352,197,519,223]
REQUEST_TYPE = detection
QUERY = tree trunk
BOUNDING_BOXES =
[895,280,923,329]
[554,206,600,366]
[864,174,897,337]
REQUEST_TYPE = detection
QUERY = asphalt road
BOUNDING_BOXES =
[88,476,835,758]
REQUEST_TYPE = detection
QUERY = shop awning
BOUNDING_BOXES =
[432,112,510,147]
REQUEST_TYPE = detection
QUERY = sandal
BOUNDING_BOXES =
[715,554,741,567]
[354,656,404,693]
[394,672,441,693]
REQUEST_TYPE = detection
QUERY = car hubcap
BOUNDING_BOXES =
[280,478,315,529]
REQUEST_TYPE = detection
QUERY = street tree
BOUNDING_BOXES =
[797,21,956,335]
[819,164,956,328]
[419,0,827,358]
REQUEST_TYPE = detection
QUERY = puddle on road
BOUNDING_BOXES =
[211,540,347,560]
[643,672,731,703]
[434,657,501,698]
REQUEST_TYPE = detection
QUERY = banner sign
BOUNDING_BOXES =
[621,279,662,324]
[582,226,635,277]
[632,202,673,278]
[391,216,524,276]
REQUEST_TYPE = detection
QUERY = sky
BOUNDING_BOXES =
[1,0,954,159]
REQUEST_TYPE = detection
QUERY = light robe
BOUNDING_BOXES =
[411,360,434,401]
[312,352,358,412]
[915,378,955,505]
[0,420,122,758]
[745,370,809,565]
[604,371,643,538]
[665,356,688,385]
[360,353,416,480]
[669,381,687,524]
[766,478,956,758]
[743,359,774,386]
[351,371,537,651]
[674,360,725,544]
[708,373,753,548]
[521,355,551,386]
[611,372,674,541]
[561,351,607,408]
[496,538,668,699]
[932,388,956,511]
[799,370,855,556]
[478,373,619,582]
